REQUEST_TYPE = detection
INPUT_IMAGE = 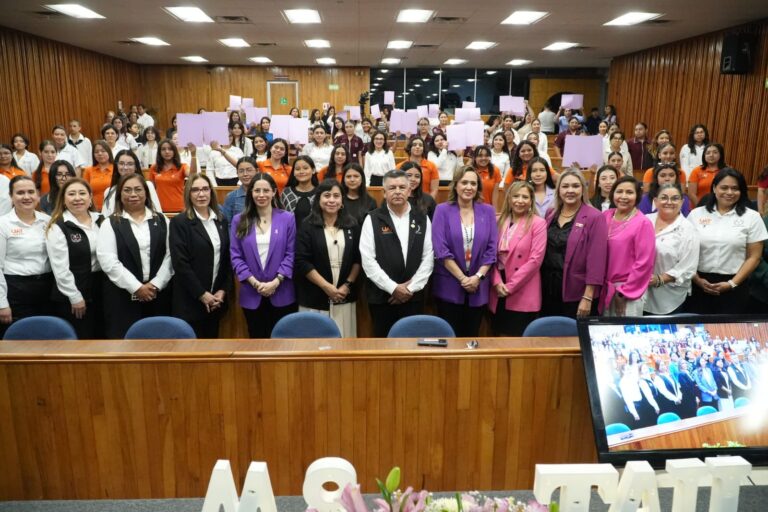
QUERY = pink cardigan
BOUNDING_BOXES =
[489,215,547,313]
[599,209,656,313]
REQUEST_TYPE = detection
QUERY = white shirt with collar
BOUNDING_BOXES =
[688,205,768,275]
[138,112,155,128]
[56,145,85,169]
[363,149,396,185]
[0,176,10,216]
[360,202,434,295]
[45,211,102,305]
[67,134,93,170]
[680,144,705,174]
[97,207,173,294]
[195,208,221,290]
[102,182,163,217]
[14,150,39,175]
[205,145,244,181]
[0,209,52,308]
[119,133,139,152]
[301,143,334,170]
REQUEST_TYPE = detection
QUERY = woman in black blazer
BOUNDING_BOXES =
[295,179,361,337]
[169,173,232,338]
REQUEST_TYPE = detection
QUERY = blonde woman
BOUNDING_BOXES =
[489,181,546,336]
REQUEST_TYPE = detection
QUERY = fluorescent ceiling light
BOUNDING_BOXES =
[441,88,448,92]
[250,56,272,63]
[486,70,497,75]
[381,58,401,65]
[316,57,336,65]
[408,88,415,91]
[507,59,532,66]
[283,9,321,24]
[380,69,389,73]
[421,78,429,82]
[501,11,548,25]
[414,84,421,88]
[387,40,413,49]
[433,70,442,74]
[466,41,497,50]
[543,42,577,51]
[165,6,213,22]
[182,56,208,63]
[452,84,460,88]
[396,9,433,23]
[305,39,330,48]
[132,37,170,46]
[604,12,662,26]
[219,38,250,48]
[375,77,384,81]
[467,79,475,82]
[45,4,104,19]
[444,58,467,65]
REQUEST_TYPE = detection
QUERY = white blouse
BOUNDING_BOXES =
[0,210,51,308]
[14,150,39,175]
[137,142,158,169]
[680,144,705,174]
[206,146,245,181]
[490,150,511,184]
[301,143,334,170]
[102,182,163,217]
[45,211,101,304]
[363,149,396,185]
[196,208,221,290]
[428,150,464,182]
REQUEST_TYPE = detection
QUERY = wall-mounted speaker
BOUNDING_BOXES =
[720,34,755,74]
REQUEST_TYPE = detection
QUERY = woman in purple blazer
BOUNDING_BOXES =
[542,169,608,317]
[431,166,498,336]
[230,172,297,338]
[489,181,546,336]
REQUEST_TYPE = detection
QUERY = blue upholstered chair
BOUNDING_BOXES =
[657,412,681,424]
[605,423,631,435]
[387,315,455,338]
[697,405,718,416]
[522,316,578,337]
[124,316,196,339]
[271,312,341,338]
[3,316,78,340]
[735,397,750,408]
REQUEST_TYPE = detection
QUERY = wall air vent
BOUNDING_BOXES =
[413,44,439,49]
[213,15,251,24]
[32,10,65,19]
[432,16,468,25]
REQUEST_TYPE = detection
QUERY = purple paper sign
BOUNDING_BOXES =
[336,111,347,121]
[370,104,381,119]
[561,94,584,110]
[446,123,466,151]
[244,107,269,128]
[270,115,291,140]
[454,108,481,123]
[288,118,310,145]
[345,106,361,121]
[202,112,230,145]
[462,101,476,109]
[416,105,429,119]
[389,109,404,132]
[176,113,204,147]
[500,96,526,116]
[229,95,241,110]
[562,135,603,168]
[428,104,440,117]
[242,98,254,108]
[403,110,419,133]
[384,91,395,105]
[465,121,485,147]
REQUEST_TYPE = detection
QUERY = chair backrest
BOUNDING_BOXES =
[124,316,196,339]
[735,397,750,408]
[605,423,631,435]
[271,312,341,339]
[3,316,78,340]
[387,315,455,338]
[657,412,681,424]
[696,405,718,416]
[522,316,577,337]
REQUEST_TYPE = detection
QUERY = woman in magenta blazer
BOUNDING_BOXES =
[431,167,498,336]
[230,172,297,338]
[489,181,546,336]
[543,169,608,317]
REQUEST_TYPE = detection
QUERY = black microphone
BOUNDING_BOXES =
[333,240,338,245]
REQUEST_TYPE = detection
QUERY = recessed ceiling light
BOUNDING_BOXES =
[544,42,578,51]
[452,84,460,88]
[182,56,208,63]
[441,88,448,92]
[486,70,497,75]
[414,84,421,88]
[604,12,662,26]
[375,77,384,81]
[283,9,321,24]
[444,58,467,65]
[219,38,250,48]
[433,70,442,74]
[387,40,413,49]
[507,59,533,66]
[501,11,548,25]
[45,4,104,19]
[403,92,409,96]
[132,37,170,46]
[408,88,415,91]
[316,57,336,65]
[466,41,497,50]
[421,78,429,82]
[165,6,213,23]
[396,9,434,23]
[305,39,331,48]
[249,56,273,63]
[466,78,475,82]
[381,58,401,65]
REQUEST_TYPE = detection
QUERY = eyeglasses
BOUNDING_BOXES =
[190,187,211,194]
[117,161,136,168]
[658,195,682,203]
[55,172,71,178]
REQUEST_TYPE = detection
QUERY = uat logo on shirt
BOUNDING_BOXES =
[698,217,712,226]
[380,225,392,234]
[9,227,23,236]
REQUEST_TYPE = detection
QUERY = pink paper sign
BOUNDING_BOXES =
[428,104,441,117]
[202,112,230,145]
[446,123,466,151]
[499,96,526,116]
[288,118,310,144]
[462,101,476,109]
[370,104,381,119]
[176,113,204,147]
[269,115,291,140]
[465,121,485,147]
[454,108,481,123]
[562,135,603,168]
[389,109,404,132]
[416,105,429,119]
[345,105,361,121]
[229,95,242,110]
[384,91,395,104]
[244,107,269,127]
[403,110,419,133]
[561,94,584,110]
[242,98,254,108]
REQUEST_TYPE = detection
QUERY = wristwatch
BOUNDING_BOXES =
[476,272,486,280]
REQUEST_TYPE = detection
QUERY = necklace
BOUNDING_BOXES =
[609,208,637,238]
[462,223,474,269]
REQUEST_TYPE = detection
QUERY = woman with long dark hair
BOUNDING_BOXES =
[281,156,318,224]
[687,143,727,206]
[341,163,377,224]
[257,138,291,194]
[318,144,349,182]
[526,157,557,217]
[149,139,190,212]
[471,145,501,206]
[401,161,436,219]
[82,140,114,210]
[396,137,439,198]
[102,150,162,216]
[679,124,709,175]
[30,140,56,194]
[590,165,619,212]
[364,130,396,186]
[40,160,77,214]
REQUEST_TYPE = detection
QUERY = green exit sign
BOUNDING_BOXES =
[328,84,339,91]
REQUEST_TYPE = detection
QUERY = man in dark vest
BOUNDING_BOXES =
[360,170,434,337]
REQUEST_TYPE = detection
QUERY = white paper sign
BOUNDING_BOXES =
[462,101,476,109]
[229,95,242,110]
[384,91,395,104]
[370,104,381,119]
[561,94,584,110]
[345,105,361,121]
[288,118,310,144]
[499,96,526,116]
[269,115,291,140]
[416,105,429,119]
[454,108,481,123]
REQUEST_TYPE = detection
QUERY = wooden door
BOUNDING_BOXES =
[267,81,299,115]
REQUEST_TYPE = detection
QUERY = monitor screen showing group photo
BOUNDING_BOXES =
[578,315,768,467]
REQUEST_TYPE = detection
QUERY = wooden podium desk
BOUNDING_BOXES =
[0,337,596,500]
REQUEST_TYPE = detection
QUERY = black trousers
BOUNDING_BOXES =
[369,300,423,338]
[435,299,484,338]
[369,175,383,186]
[491,300,538,337]
[0,273,54,338]
[242,301,297,339]
[52,272,105,339]
[686,272,750,315]
[102,280,172,339]
[216,177,239,187]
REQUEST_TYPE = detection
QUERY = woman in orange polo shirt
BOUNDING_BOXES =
[149,139,190,212]
[642,142,686,193]
[688,143,726,206]
[507,141,539,185]
[82,141,114,210]
[317,144,348,182]
[257,138,291,194]
[396,137,439,198]
[0,144,25,181]
[31,140,58,195]
[472,145,501,206]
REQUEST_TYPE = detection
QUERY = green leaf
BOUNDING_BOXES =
[385,467,401,493]
[376,478,390,503]
[455,492,463,512]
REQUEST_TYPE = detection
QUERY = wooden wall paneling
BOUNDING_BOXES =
[607,20,768,184]
[528,78,603,114]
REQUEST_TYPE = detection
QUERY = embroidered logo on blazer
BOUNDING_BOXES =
[69,233,83,243]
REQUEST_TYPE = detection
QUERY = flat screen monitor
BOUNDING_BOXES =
[578,315,768,467]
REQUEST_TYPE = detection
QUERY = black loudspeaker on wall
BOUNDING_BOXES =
[720,34,755,74]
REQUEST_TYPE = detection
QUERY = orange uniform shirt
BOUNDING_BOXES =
[396,158,439,193]
[688,166,719,199]
[317,166,343,183]
[149,163,188,212]
[83,165,114,210]
[505,163,528,185]
[257,160,291,194]
[475,166,501,205]
[32,169,50,195]
[1,167,25,181]
[643,167,687,184]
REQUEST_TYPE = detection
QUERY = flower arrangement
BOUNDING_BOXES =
[307,467,558,512]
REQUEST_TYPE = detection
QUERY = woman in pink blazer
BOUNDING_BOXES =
[490,181,546,336]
